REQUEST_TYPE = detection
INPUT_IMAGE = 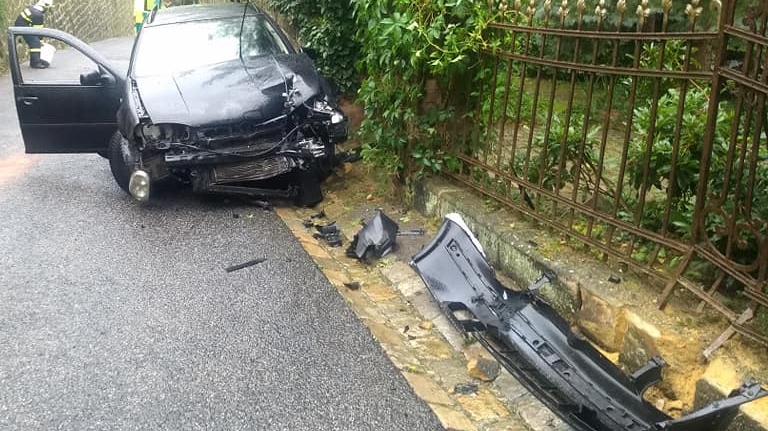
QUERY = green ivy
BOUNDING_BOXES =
[264,0,359,94]
[352,0,493,186]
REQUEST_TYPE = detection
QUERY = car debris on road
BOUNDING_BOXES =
[411,213,768,431]
[225,257,267,273]
[346,209,399,261]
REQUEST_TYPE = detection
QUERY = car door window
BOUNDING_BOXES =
[13,38,108,85]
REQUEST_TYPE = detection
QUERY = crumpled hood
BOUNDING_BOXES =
[135,54,321,127]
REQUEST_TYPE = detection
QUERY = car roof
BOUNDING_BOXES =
[145,3,264,27]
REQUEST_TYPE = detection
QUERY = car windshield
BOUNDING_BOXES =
[133,15,290,77]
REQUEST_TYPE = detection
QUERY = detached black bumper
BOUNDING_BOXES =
[410,215,767,431]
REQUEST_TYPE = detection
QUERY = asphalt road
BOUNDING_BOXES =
[0,37,442,430]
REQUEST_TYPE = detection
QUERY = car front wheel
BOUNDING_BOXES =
[107,132,134,194]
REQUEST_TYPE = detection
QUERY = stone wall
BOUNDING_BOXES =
[1,0,133,73]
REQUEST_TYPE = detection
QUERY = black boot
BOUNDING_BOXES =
[30,52,48,69]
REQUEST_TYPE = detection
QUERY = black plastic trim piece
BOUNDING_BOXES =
[410,215,767,431]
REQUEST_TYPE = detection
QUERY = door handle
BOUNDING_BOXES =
[18,96,39,106]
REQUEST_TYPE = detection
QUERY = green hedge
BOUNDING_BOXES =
[264,0,359,95]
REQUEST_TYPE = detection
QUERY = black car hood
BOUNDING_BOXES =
[135,53,321,127]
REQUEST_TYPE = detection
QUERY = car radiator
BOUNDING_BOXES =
[212,157,297,183]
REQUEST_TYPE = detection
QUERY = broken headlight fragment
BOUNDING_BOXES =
[410,214,767,431]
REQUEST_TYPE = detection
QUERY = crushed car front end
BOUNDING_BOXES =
[127,81,346,205]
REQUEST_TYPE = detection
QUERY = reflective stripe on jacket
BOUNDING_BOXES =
[17,6,44,27]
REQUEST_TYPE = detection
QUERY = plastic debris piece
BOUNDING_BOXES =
[225,257,266,272]
[313,221,342,247]
[397,228,425,236]
[346,209,399,261]
[454,383,478,395]
[343,281,361,290]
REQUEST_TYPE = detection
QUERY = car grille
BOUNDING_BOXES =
[212,157,297,183]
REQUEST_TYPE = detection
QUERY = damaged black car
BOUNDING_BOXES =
[7,3,347,206]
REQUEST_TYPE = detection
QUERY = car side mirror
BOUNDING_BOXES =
[80,70,100,86]
[79,69,115,86]
[99,72,116,86]
[302,47,319,61]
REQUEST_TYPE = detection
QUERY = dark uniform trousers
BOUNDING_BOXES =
[15,6,46,67]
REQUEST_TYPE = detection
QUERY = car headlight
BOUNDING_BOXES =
[141,124,163,141]
[140,123,191,143]
[331,112,345,124]
[313,99,333,113]
[311,99,345,124]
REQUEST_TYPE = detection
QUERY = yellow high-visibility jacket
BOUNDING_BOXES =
[134,0,160,26]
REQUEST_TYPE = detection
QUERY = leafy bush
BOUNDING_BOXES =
[352,0,493,184]
[628,87,716,202]
[528,113,600,192]
[626,83,768,277]
[264,0,359,94]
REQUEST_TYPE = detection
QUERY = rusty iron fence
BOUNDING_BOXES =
[445,0,768,349]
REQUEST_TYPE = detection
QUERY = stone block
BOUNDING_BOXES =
[456,388,511,421]
[619,311,706,403]
[537,281,579,323]
[406,290,443,321]
[393,276,425,298]
[496,233,543,290]
[363,283,398,302]
[430,404,478,431]
[379,260,416,285]
[619,311,663,372]
[577,287,626,352]
[467,357,501,382]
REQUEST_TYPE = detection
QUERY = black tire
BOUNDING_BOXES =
[294,169,323,207]
[107,132,132,194]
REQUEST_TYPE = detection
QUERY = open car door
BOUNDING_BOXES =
[7,27,125,153]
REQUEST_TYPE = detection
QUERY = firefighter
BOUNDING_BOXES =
[14,0,54,69]
[134,0,153,34]
[134,0,173,34]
